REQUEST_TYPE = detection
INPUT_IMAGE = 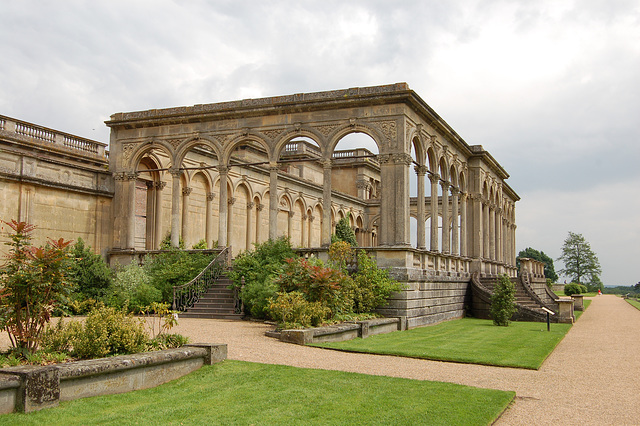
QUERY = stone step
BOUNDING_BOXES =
[179,312,244,320]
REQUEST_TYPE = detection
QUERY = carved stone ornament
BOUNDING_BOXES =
[113,172,127,181]
[288,211,295,218]
[392,153,412,165]
[256,203,264,211]
[182,187,193,196]
[228,197,236,205]
[262,128,284,140]
[314,124,340,136]
[376,120,397,143]
[405,121,415,141]
[213,134,229,145]
[206,192,215,201]
[377,154,392,164]
[168,139,182,150]
[122,143,136,162]
[247,201,255,209]
[429,173,440,184]
[126,172,139,181]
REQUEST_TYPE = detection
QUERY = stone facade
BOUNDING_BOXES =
[1,83,520,327]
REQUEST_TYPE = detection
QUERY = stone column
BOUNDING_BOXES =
[489,204,496,261]
[217,166,229,247]
[301,213,308,248]
[321,160,332,246]
[287,210,294,238]
[483,200,490,259]
[415,165,426,249]
[451,187,459,256]
[227,197,235,248]
[441,181,450,254]
[126,172,138,249]
[246,201,254,251]
[169,169,182,248]
[255,203,264,243]
[496,208,503,263]
[307,215,314,247]
[460,192,468,257]
[269,163,279,240]
[181,187,192,246]
[429,173,440,252]
[154,181,166,249]
[206,192,215,248]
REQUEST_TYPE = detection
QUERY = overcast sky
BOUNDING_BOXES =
[1,1,638,285]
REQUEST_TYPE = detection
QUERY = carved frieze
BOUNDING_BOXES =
[314,124,340,136]
[262,128,284,140]
[374,120,397,143]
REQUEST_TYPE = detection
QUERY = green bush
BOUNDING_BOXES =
[144,249,214,302]
[331,214,357,246]
[67,298,103,315]
[148,333,189,350]
[268,291,330,329]
[491,274,516,326]
[191,239,207,249]
[564,283,583,296]
[229,237,297,318]
[350,250,403,313]
[108,260,162,313]
[67,238,113,300]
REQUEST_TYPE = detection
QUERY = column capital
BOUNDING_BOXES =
[428,173,440,184]
[206,192,215,201]
[321,159,333,169]
[440,181,451,191]
[218,165,229,175]
[182,187,192,196]
[169,168,182,177]
[247,201,255,210]
[288,210,295,218]
[228,197,236,205]
[450,187,460,196]
[256,203,264,211]
[301,214,308,221]
[414,165,428,176]
[308,214,314,222]
[155,181,167,190]
[126,172,139,181]
[392,153,413,165]
[113,172,127,181]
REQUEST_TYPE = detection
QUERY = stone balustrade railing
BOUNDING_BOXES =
[0,115,108,160]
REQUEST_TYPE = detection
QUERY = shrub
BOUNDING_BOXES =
[144,249,214,302]
[350,250,403,313]
[148,333,189,350]
[67,238,113,300]
[268,291,330,329]
[491,274,516,326]
[68,298,103,315]
[192,239,207,249]
[328,241,355,272]
[564,283,583,296]
[108,260,162,313]
[42,306,149,359]
[0,220,73,354]
[229,237,297,318]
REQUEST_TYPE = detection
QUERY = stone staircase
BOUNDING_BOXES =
[179,274,244,320]
[479,277,547,316]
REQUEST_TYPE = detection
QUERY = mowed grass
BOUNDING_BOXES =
[1,360,514,426]
[313,318,572,370]
[626,298,640,311]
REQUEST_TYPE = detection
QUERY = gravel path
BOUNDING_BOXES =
[169,295,639,425]
[1,295,637,423]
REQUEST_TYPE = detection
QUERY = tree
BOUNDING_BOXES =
[557,232,602,288]
[68,238,113,300]
[0,220,72,354]
[516,247,558,282]
[332,214,357,246]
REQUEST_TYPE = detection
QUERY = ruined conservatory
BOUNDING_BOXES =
[1,83,570,328]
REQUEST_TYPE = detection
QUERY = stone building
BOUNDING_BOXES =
[1,83,523,327]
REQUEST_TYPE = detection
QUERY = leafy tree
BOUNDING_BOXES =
[516,247,558,282]
[332,214,357,246]
[557,232,602,287]
[490,274,516,326]
[0,220,72,354]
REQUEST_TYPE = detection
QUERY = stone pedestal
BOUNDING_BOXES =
[556,298,575,323]
[570,294,584,311]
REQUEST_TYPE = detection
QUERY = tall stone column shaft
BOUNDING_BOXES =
[126,173,138,249]
[217,166,229,247]
[429,174,440,251]
[415,166,426,249]
[321,160,332,246]
[269,164,279,241]
[489,205,496,260]
[205,192,215,248]
[169,169,181,248]
[451,187,459,256]
[441,181,450,254]
[460,193,468,257]
[154,181,166,249]
[181,187,192,246]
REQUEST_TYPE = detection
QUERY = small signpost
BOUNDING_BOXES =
[541,307,555,331]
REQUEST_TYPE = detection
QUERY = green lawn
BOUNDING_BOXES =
[313,318,572,370]
[574,299,591,320]
[626,298,640,311]
[1,360,514,426]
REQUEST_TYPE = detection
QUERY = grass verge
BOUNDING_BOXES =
[626,298,640,311]
[574,299,591,320]
[1,360,514,425]
[312,318,571,370]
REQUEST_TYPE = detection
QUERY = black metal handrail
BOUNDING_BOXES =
[172,247,231,312]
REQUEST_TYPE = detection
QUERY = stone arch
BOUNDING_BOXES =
[273,128,326,160]
[230,181,251,253]
[277,193,292,238]
[327,123,384,158]
[309,202,323,247]
[129,140,174,172]
[426,146,438,174]
[174,136,222,168]
[222,133,271,165]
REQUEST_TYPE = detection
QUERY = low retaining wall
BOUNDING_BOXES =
[278,318,402,345]
[0,343,227,414]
